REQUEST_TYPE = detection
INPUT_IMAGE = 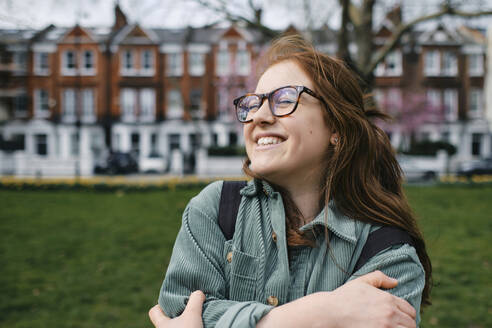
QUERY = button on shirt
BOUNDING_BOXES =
[159,180,425,328]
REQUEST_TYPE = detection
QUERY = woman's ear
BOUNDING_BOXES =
[330,133,339,146]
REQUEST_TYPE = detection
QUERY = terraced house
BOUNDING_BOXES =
[0,5,490,176]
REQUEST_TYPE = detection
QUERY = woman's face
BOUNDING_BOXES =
[243,60,335,187]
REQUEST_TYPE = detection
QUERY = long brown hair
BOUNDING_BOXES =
[242,34,432,308]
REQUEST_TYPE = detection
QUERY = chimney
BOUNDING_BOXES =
[113,2,128,31]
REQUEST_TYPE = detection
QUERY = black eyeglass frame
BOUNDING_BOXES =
[232,85,326,123]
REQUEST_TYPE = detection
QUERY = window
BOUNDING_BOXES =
[70,132,80,156]
[35,134,48,156]
[14,93,28,117]
[426,89,441,110]
[11,134,25,151]
[236,50,250,76]
[376,50,402,77]
[442,51,457,76]
[469,54,484,76]
[140,88,155,122]
[150,133,159,157]
[441,131,450,143]
[469,88,483,118]
[216,49,230,76]
[113,133,121,151]
[82,89,95,122]
[121,88,136,122]
[62,88,76,122]
[141,50,154,75]
[189,52,205,76]
[34,52,49,75]
[169,134,180,151]
[443,89,458,121]
[424,50,440,76]
[34,89,50,118]
[13,52,27,72]
[167,89,183,119]
[211,133,218,146]
[166,52,183,76]
[131,132,140,156]
[190,89,202,113]
[62,50,76,75]
[229,132,238,146]
[190,133,201,150]
[472,133,482,156]
[121,50,135,75]
[81,50,95,75]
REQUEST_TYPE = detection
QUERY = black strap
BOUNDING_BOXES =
[218,181,247,240]
[353,226,415,273]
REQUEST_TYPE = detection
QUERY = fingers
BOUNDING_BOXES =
[149,304,170,327]
[394,296,417,319]
[358,270,398,289]
[183,290,205,316]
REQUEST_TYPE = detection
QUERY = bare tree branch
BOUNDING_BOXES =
[365,7,492,76]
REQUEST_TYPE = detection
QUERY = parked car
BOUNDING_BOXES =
[397,154,442,182]
[94,152,138,175]
[457,158,492,178]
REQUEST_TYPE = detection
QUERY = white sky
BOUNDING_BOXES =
[0,0,491,30]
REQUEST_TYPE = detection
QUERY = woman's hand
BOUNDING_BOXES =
[258,271,417,328]
[149,290,205,328]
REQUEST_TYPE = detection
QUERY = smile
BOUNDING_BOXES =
[257,136,285,146]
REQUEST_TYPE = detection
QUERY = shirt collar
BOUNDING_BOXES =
[240,179,357,244]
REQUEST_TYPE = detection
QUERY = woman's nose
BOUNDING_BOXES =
[251,100,275,125]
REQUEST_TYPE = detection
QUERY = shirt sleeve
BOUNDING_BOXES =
[348,242,426,326]
[158,181,273,328]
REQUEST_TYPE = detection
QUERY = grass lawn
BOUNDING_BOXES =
[1,185,491,327]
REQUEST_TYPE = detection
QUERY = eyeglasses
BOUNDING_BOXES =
[233,85,326,123]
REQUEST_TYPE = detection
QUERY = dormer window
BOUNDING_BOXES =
[141,50,154,76]
[166,52,183,76]
[424,50,440,76]
[34,52,50,75]
[81,50,96,75]
[62,50,77,75]
[442,51,457,76]
[121,50,136,75]
[189,52,205,76]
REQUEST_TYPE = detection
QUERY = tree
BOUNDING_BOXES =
[192,0,492,88]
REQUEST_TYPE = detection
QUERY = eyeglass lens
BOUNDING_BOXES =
[237,87,299,122]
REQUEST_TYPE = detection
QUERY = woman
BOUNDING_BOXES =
[151,34,431,327]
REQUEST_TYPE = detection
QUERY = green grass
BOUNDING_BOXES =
[1,185,491,327]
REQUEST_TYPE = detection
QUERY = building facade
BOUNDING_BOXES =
[0,5,490,176]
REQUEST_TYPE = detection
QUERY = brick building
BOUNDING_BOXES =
[0,5,490,176]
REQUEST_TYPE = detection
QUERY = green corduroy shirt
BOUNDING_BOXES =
[158,179,425,327]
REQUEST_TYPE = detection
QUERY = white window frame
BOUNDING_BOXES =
[121,49,136,76]
[13,51,27,73]
[34,88,50,118]
[166,89,183,119]
[216,49,230,76]
[236,49,251,76]
[62,88,76,123]
[139,88,155,122]
[468,88,483,119]
[61,50,77,76]
[140,50,155,76]
[34,133,48,156]
[188,52,205,76]
[424,50,440,76]
[426,89,441,111]
[384,50,402,76]
[442,51,457,76]
[82,88,96,123]
[468,54,484,77]
[443,89,458,121]
[81,50,96,76]
[121,88,137,122]
[166,52,183,76]
[34,52,50,75]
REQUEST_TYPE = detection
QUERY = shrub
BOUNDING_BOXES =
[207,145,246,157]
[403,140,457,156]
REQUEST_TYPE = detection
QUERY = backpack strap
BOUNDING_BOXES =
[352,226,415,273]
[218,181,247,240]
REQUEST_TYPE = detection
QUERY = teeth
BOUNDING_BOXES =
[257,136,283,146]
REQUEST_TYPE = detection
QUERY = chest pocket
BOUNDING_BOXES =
[223,240,259,301]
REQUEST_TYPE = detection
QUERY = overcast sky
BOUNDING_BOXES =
[0,0,491,31]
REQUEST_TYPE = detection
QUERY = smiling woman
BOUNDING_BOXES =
[151,34,432,328]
